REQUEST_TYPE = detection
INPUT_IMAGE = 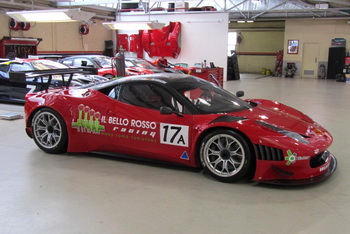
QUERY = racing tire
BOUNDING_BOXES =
[200,130,252,182]
[32,108,68,154]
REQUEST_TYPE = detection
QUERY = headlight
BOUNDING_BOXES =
[257,121,310,144]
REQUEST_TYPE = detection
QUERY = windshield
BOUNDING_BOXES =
[130,59,156,69]
[171,77,250,114]
[125,60,135,68]
[31,60,69,70]
[92,56,112,68]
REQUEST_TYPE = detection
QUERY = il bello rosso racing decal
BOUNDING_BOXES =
[101,115,157,130]
[72,104,189,147]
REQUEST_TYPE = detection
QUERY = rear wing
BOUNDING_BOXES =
[9,68,96,91]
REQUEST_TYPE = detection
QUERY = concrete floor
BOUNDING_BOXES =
[0,74,349,234]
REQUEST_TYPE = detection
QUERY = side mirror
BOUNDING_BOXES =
[160,106,173,115]
[236,91,244,97]
[160,106,183,117]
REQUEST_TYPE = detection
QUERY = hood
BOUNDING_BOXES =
[126,67,154,75]
[238,99,323,137]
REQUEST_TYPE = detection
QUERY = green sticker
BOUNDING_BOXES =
[285,150,297,165]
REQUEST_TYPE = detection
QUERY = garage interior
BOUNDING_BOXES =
[1,0,350,233]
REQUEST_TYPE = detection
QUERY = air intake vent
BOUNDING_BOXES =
[310,151,328,168]
[304,70,314,75]
[255,144,284,161]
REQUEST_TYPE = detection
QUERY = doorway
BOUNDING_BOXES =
[302,42,320,78]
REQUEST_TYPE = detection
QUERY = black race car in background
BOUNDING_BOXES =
[0,59,108,103]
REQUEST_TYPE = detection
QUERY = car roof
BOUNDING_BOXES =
[91,73,203,90]
[62,55,109,59]
[0,59,57,65]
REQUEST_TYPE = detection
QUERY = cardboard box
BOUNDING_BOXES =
[175,2,189,12]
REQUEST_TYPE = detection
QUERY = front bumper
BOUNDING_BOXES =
[260,153,337,185]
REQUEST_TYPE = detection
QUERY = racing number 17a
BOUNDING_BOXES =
[160,123,189,147]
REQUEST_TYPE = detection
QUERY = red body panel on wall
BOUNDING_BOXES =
[142,22,181,58]
[117,34,129,51]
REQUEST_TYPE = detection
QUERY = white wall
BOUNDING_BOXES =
[117,12,229,80]
[0,13,113,54]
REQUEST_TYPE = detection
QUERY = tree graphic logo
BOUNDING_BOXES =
[72,104,105,134]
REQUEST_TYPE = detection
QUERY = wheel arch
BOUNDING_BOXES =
[27,106,48,129]
[27,106,67,128]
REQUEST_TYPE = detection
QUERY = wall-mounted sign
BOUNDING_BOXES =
[287,40,299,54]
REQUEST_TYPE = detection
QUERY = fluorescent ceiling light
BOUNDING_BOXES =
[6,9,95,23]
[103,21,165,30]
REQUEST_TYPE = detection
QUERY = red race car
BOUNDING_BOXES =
[24,73,337,185]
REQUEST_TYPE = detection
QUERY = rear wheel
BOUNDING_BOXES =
[31,108,68,154]
[200,130,252,182]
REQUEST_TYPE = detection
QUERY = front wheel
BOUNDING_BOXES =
[31,108,68,154]
[200,130,252,182]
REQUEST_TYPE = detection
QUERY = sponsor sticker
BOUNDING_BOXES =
[180,151,189,160]
[285,150,297,165]
[285,150,310,165]
[320,163,330,172]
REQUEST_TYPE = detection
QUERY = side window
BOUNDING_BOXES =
[108,85,121,99]
[0,64,9,72]
[61,60,73,66]
[73,58,94,67]
[118,83,184,112]
[125,61,134,67]
[0,64,9,79]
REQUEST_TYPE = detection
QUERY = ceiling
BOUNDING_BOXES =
[0,0,349,21]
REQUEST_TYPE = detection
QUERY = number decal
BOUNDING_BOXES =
[26,85,36,94]
[160,123,189,147]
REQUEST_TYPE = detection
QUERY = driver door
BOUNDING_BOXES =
[107,82,194,165]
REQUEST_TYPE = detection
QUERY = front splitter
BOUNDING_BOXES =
[259,153,337,186]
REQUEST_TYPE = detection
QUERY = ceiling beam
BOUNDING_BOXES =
[56,0,123,6]
[226,0,250,11]
[1,0,350,21]
[252,0,289,19]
